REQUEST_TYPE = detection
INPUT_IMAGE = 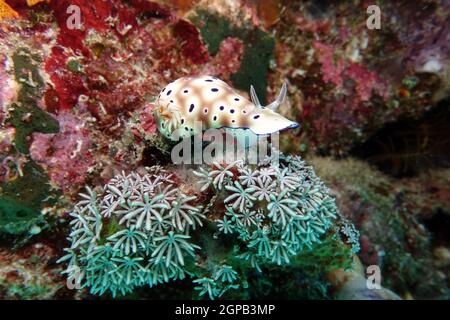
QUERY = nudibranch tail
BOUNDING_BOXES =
[153,75,299,139]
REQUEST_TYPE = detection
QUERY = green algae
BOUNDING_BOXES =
[0,197,41,235]
[190,10,275,104]
[0,48,58,237]
[8,48,59,154]
[4,283,57,300]
[67,59,83,73]
[0,161,49,235]
[189,11,231,56]
[291,234,354,275]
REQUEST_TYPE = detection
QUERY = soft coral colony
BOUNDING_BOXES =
[59,153,359,299]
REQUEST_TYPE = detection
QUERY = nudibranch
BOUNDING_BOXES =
[153,75,299,139]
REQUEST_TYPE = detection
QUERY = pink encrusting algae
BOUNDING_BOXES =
[30,112,93,192]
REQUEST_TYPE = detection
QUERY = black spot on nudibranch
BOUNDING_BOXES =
[167,90,172,96]
[189,104,195,112]
[205,79,213,82]
[232,120,236,123]
[181,119,185,124]
[234,98,239,101]
[170,100,174,103]
[219,106,225,111]
[185,127,189,131]
[230,109,235,114]
[242,110,247,114]
[204,108,208,114]
[183,89,188,93]
[211,88,219,92]
[213,115,217,121]
[162,88,166,92]
[253,115,260,119]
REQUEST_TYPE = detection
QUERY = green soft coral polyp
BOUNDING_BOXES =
[59,154,359,299]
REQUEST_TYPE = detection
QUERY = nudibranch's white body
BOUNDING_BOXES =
[153,75,299,139]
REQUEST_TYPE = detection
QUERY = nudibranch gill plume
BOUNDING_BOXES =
[153,75,299,139]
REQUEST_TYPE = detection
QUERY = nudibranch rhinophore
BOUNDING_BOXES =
[153,75,299,139]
